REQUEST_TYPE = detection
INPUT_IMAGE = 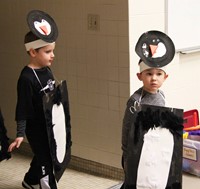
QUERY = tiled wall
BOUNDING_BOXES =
[0,0,129,169]
[57,0,130,168]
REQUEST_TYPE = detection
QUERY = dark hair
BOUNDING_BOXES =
[24,31,41,54]
[138,59,143,64]
[24,31,40,44]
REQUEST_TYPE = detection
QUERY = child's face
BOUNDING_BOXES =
[137,68,168,94]
[30,43,55,68]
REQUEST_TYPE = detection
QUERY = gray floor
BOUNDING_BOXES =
[1,153,200,189]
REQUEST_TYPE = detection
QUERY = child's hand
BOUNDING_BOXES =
[8,137,24,152]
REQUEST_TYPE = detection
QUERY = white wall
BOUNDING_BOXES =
[163,52,200,112]
[129,0,200,113]
[128,0,166,94]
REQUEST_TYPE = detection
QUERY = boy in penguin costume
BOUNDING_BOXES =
[121,31,183,189]
[8,10,71,189]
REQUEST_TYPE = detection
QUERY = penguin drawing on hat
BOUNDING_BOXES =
[27,10,58,43]
[136,30,175,68]
[34,19,51,36]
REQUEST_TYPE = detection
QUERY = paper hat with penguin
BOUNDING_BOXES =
[135,30,175,72]
[25,10,58,51]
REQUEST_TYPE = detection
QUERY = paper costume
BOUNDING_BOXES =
[123,103,183,189]
[25,10,58,51]
[135,30,175,68]
[43,80,71,181]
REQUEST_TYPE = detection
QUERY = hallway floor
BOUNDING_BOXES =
[1,153,200,189]
[0,153,121,189]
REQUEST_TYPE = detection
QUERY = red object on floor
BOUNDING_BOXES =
[183,109,199,129]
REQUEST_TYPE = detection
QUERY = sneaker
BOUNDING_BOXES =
[22,180,40,189]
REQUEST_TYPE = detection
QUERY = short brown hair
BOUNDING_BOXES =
[24,31,40,44]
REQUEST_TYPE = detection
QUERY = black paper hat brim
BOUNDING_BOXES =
[27,10,58,43]
[135,30,175,68]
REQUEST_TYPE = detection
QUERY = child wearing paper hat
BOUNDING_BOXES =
[9,10,59,189]
[121,30,176,189]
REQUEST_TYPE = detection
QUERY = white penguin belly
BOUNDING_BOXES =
[52,103,66,163]
[137,126,174,189]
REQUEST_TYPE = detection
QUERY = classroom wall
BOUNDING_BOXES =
[129,0,200,114]
[0,0,129,168]
[0,0,200,170]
